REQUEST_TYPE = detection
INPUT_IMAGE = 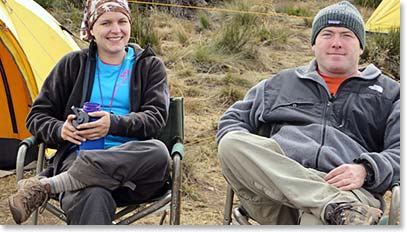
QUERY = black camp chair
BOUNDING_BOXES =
[15,97,184,225]
[223,180,400,225]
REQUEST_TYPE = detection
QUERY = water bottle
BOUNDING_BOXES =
[76,102,105,152]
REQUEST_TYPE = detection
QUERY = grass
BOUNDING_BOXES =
[354,0,382,8]
[213,9,259,54]
[197,12,211,31]
[361,29,400,80]
[130,9,160,52]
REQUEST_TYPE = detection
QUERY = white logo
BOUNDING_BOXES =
[328,20,341,24]
[368,84,383,93]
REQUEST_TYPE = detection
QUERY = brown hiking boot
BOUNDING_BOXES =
[325,201,383,225]
[8,177,50,224]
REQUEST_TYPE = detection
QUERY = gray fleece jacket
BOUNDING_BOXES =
[216,59,400,196]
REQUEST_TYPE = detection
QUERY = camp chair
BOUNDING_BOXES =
[223,180,400,225]
[15,97,184,225]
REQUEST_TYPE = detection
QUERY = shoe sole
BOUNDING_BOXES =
[8,196,24,224]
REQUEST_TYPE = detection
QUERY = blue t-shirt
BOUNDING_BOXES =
[90,47,136,148]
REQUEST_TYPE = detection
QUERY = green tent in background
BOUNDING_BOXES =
[365,0,400,33]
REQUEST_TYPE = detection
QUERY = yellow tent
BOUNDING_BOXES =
[0,0,80,169]
[365,0,400,33]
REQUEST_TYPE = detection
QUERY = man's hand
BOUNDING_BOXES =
[61,114,86,145]
[75,111,111,140]
[324,164,367,191]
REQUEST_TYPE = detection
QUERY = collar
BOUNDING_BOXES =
[295,59,382,82]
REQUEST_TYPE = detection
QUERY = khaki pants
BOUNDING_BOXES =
[218,131,380,225]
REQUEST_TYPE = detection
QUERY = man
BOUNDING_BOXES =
[8,0,170,224]
[216,1,399,225]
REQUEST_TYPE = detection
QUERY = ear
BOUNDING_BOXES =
[311,45,316,52]
[90,29,94,37]
[359,48,363,55]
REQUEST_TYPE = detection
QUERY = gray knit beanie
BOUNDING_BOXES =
[311,1,365,49]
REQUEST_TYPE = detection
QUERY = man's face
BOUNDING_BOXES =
[312,27,363,77]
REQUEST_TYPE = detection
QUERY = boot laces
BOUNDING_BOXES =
[20,183,49,215]
[330,202,367,225]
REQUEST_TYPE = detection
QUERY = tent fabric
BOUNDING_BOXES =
[0,0,80,169]
[365,0,400,33]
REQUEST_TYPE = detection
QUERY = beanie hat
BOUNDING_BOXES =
[311,1,365,49]
[80,0,131,42]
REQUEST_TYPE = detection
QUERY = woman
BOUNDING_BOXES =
[8,0,170,225]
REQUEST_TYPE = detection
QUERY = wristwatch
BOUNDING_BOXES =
[354,159,375,186]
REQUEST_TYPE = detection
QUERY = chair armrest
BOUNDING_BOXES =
[16,136,37,182]
[18,136,38,149]
[16,136,46,183]
[170,141,184,160]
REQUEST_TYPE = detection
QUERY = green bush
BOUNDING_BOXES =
[130,10,160,51]
[361,29,400,80]
[276,4,312,17]
[34,0,53,8]
[214,11,259,54]
[197,12,211,31]
[353,0,382,8]
[257,26,288,48]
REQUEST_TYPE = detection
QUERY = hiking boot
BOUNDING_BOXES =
[325,201,383,225]
[8,177,50,224]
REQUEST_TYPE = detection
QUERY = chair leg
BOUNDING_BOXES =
[170,153,182,225]
[232,207,252,225]
[31,143,46,225]
[388,184,400,225]
[223,184,234,225]
[159,210,168,225]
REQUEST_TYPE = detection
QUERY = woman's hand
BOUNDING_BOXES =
[75,111,111,140]
[61,114,86,145]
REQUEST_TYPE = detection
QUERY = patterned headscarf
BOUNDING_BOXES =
[80,0,131,41]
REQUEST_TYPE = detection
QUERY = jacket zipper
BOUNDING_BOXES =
[313,76,357,169]
[314,91,335,169]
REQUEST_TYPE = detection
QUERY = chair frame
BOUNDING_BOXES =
[15,97,184,225]
[223,181,400,225]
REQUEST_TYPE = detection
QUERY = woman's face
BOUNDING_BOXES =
[91,11,131,58]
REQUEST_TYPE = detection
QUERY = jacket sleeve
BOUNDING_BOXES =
[26,53,79,147]
[216,79,267,144]
[109,57,169,139]
[358,98,400,194]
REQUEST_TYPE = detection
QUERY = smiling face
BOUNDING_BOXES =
[312,26,363,78]
[91,11,131,63]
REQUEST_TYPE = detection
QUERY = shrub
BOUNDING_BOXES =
[361,29,400,80]
[353,0,382,8]
[197,12,211,31]
[276,4,312,17]
[257,26,288,48]
[218,86,244,105]
[34,0,53,8]
[130,10,160,51]
[214,4,259,54]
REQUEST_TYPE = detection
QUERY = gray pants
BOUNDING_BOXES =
[58,139,170,224]
[218,131,380,225]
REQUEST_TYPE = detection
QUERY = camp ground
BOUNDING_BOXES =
[366,0,400,33]
[0,0,79,170]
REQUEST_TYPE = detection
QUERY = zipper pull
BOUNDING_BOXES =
[329,95,336,102]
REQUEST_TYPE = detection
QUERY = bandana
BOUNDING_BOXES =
[80,0,131,41]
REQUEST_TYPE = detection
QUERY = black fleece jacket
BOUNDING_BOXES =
[26,42,169,175]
